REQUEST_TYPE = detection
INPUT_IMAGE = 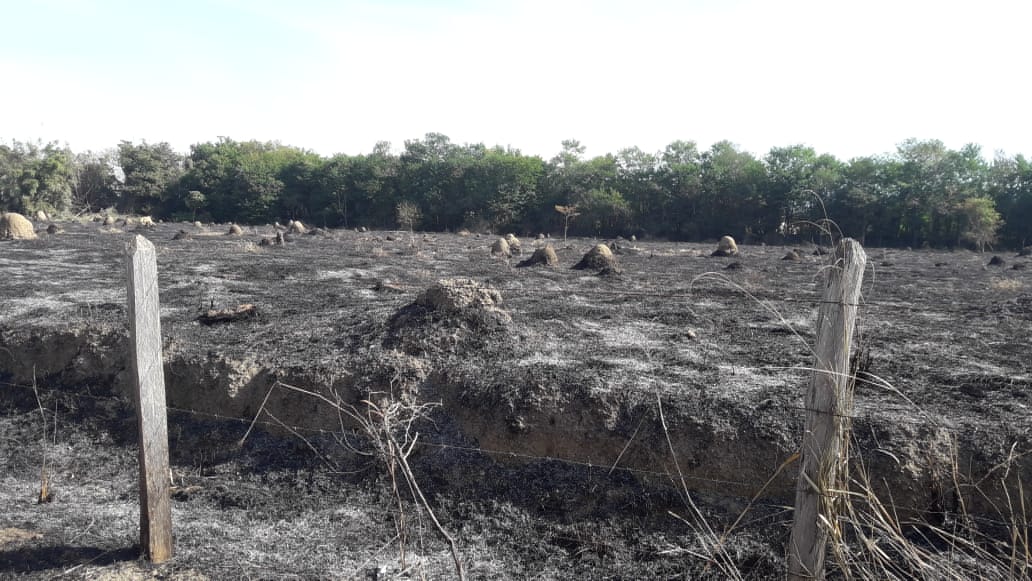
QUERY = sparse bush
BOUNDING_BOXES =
[396,201,422,233]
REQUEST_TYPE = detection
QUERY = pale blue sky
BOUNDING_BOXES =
[2,0,1029,160]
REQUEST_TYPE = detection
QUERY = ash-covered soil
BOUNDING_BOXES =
[1,221,1030,579]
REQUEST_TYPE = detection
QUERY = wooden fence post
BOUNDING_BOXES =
[126,235,173,563]
[788,238,866,580]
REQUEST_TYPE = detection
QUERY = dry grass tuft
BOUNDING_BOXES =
[990,278,1023,292]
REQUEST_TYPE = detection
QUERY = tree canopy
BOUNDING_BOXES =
[2,135,1029,249]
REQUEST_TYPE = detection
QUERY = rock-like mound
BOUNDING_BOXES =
[573,244,618,271]
[289,220,307,234]
[416,278,506,314]
[517,245,559,268]
[35,210,48,222]
[491,237,511,257]
[0,212,36,240]
[385,278,513,355]
[139,216,155,227]
[711,235,739,257]
[504,233,522,254]
[227,224,243,236]
[102,215,115,226]
[782,249,801,261]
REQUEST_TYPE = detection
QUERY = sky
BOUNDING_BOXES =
[2,0,1029,161]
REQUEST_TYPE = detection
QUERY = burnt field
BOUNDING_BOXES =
[1,220,1031,579]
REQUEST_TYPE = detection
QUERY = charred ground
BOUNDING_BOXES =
[1,221,1030,579]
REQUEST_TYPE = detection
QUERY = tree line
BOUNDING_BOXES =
[2,133,1030,249]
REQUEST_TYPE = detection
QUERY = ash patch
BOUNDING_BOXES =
[384,278,514,356]
[987,292,1032,320]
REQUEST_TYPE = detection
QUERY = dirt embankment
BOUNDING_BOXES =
[1,222,1030,523]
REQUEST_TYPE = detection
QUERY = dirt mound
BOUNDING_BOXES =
[227,224,243,236]
[416,278,506,314]
[491,237,511,257]
[505,233,522,254]
[289,220,307,234]
[139,216,155,227]
[385,278,513,355]
[102,215,115,226]
[516,245,558,268]
[988,255,1006,267]
[0,212,36,240]
[711,235,739,257]
[573,244,617,271]
[781,249,801,261]
[598,264,623,277]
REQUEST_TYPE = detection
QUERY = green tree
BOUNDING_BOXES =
[615,146,659,233]
[184,190,206,220]
[894,139,988,247]
[314,154,353,227]
[231,149,285,223]
[957,197,1002,251]
[398,133,464,230]
[656,140,704,239]
[829,156,895,245]
[699,141,767,241]
[465,147,544,231]
[72,150,120,212]
[987,153,1032,248]
[117,141,183,215]
[396,200,422,232]
[574,187,632,237]
[0,141,75,214]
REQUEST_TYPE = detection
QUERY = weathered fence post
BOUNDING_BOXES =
[126,235,173,563]
[788,238,866,580]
